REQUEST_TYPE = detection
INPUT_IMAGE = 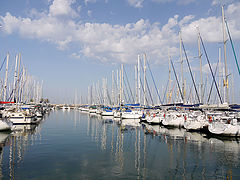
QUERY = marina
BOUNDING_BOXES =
[0,109,239,179]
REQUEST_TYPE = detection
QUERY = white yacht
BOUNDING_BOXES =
[162,111,186,127]
[208,116,240,137]
[4,110,36,124]
[121,110,142,119]
[183,111,207,131]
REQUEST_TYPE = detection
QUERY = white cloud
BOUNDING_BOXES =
[127,0,144,8]
[1,1,240,65]
[180,2,240,43]
[71,52,81,59]
[49,0,77,17]
[179,15,195,26]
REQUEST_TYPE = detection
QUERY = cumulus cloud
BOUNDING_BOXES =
[49,0,77,17]
[180,2,240,43]
[1,0,240,65]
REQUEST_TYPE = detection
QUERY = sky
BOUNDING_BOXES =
[0,0,240,104]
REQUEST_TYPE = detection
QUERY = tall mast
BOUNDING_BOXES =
[182,36,201,104]
[179,32,184,103]
[88,86,90,105]
[119,68,122,105]
[20,68,25,103]
[168,49,171,104]
[143,53,147,106]
[17,53,21,103]
[135,65,138,104]
[198,32,203,104]
[3,53,9,101]
[222,5,229,103]
[112,70,114,106]
[24,70,28,103]
[218,48,221,104]
[105,78,107,105]
[138,55,141,105]
[121,64,124,104]
[12,54,18,102]
[116,70,119,105]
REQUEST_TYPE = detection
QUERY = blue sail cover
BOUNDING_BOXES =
[124,103,140,106]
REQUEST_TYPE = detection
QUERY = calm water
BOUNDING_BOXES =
[0,110,239,179]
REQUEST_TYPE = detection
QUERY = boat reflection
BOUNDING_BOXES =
[11,124,38,135]
[0,132,10,179]
[78,111,240,179]
[8,123,42,179]
[120,118,141,128]
[0,132,10,145]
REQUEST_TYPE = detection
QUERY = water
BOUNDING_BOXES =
[0,110,240,179]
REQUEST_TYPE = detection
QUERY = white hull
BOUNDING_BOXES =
[101,111,114,116]
[184,120,203,131]
[113,111,121,118]
[96,109,101,114]
[162,117,184,127]
[89,109,97,113]
[208,121,240,137]
[10,116,36,124]
[121,111,142,119]
[79,107,89,112]
[146,115,162,124]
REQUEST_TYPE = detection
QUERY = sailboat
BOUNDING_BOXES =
[208,113,240,136]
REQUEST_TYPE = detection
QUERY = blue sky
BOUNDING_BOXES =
[0,0,239,104]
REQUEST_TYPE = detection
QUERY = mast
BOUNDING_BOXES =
[112,71,114,106]
[218,48,221,104]
[168,49,171,104]
[222,5,229,103]
[116,70,119,105]
[138,55,141,105]
[135,65,138,104]
[121,64,124,104]
[179,32,184,103]
[3,53,9,101]
[119,68,122,105]
[199,33,222,104]
[143,53,146,106]
[24,70,28,103]
[12,54,18,102]
[198,32,203,104]
[16,53,21,103]
[181,37,201,104]
[170,58,184,102]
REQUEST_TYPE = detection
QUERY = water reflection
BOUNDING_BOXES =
[0,110,239,179]
[0,132,10,179]
[6,123,42,179]
[87,113,240,179]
